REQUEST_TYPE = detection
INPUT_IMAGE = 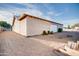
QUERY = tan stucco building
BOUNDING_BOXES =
[12,14,63,36]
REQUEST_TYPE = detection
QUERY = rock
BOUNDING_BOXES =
[76,41,79,49]
[67,41,78,50]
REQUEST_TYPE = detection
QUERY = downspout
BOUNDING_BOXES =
[11,16,16,31]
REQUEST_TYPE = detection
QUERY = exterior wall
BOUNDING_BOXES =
[13,16,63,36]
[26,16,53,36]
[57,24,63,29]
[13,18,27,36]
[50,24,57,32]
[50,23,63,32]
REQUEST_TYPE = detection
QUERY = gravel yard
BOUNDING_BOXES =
[30,31,79,43]
[0,31,79,56]
[29,31,79,49]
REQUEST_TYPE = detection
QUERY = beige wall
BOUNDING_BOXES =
[13,18,27,36]
[26,16,53,36]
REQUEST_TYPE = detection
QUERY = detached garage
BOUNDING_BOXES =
[12,14,63,36]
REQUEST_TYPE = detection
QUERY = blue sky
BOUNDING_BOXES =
[0,3,79,26]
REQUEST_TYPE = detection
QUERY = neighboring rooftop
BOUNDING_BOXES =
[18,14,63,25]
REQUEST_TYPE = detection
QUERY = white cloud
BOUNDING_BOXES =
[23,3,35,9]
[3,9,54,24]
[0,4,55,25]
[54,8,69,16]
[47,11,55,16]
[12,4,53,20]
[0,10,13,25]
[62,19,79,27]
[55,12,64,16]
[24,8,53,21]
[47,10,64,17]
[24,9,43,17]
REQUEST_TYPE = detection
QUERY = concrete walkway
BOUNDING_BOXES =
[0,31,69,56]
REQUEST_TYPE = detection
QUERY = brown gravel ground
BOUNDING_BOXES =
[0,31,79,56]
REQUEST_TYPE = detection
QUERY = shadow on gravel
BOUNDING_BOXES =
[30,31,79,43]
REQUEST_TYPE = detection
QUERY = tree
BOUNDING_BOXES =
[0,21,11,29]
[71,23,79,28]
[68,25,71,29]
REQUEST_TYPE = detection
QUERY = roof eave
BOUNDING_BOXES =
[18,14,63,25]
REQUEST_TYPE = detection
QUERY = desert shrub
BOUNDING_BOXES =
[42,30,48,35]
[57,28,63,32]
[42,30,53,35]
[48,31,50,34]
[50,31,53,34]
[47,31,53,34]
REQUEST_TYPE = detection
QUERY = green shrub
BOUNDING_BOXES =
[42,30,48,35]
[57,28,63,32]
[0,21,11,29]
